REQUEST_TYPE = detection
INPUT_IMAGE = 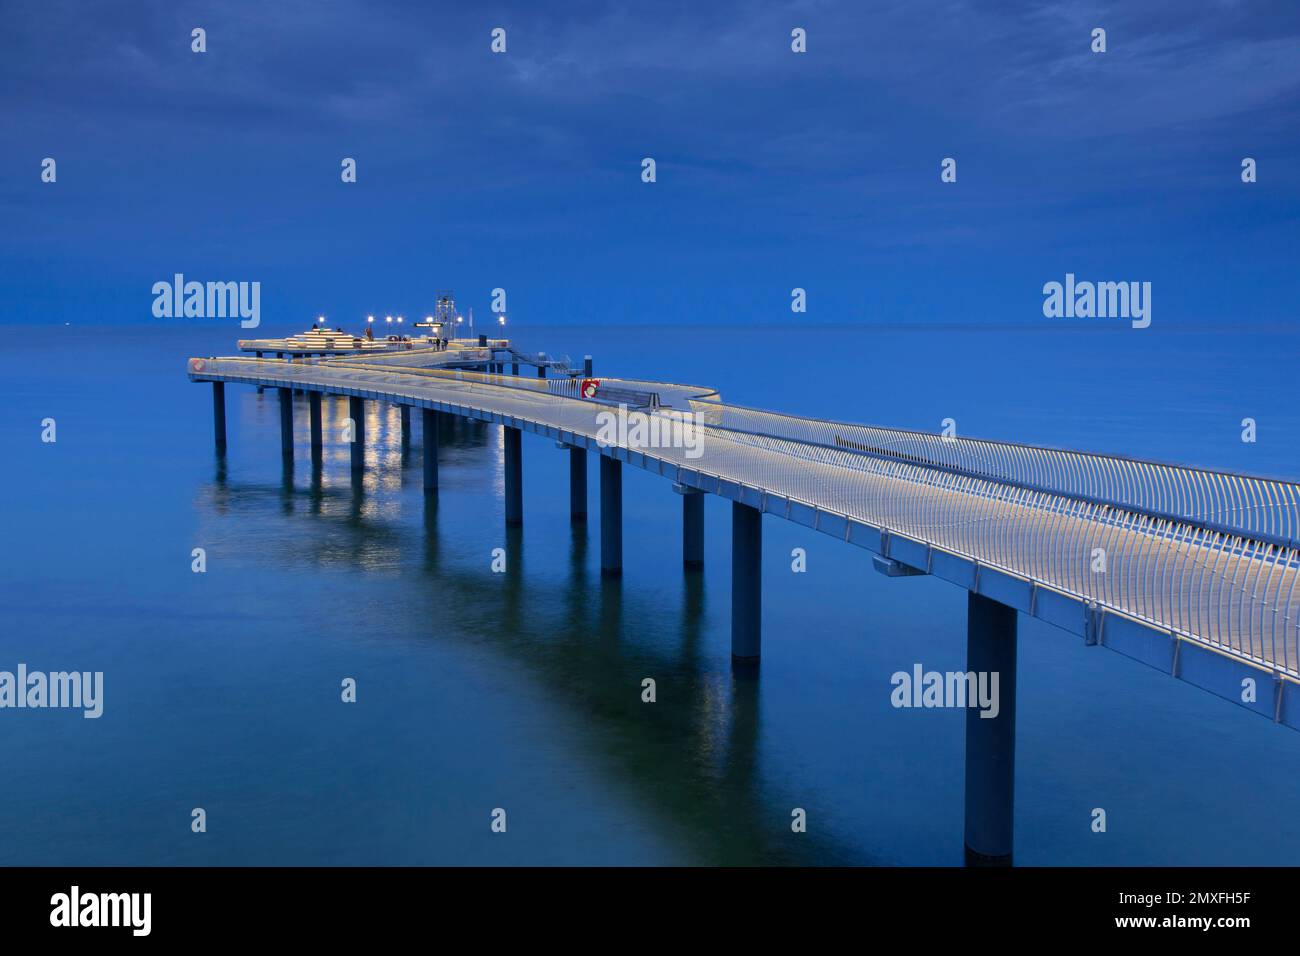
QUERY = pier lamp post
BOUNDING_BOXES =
[367,315,374,324]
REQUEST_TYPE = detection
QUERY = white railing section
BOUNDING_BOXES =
[688,401,1300,550]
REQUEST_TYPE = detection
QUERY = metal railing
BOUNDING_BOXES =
[302,358,665,408]
[687,400,1300,550]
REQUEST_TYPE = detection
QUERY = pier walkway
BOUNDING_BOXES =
[188,349,1300,864]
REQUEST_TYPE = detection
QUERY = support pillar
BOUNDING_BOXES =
[422,408,439,495]
[683,491,704,567]
[308,392,323,465]
[400,405,411,447]
[963,591,1018,866]
[212,382,227,452]
[583,355,593,377]
[537,353,546,379]
[278,387,293,462]
[504,426,522,526]
[349,396,365,476]
[511,362,519,376]
[731,501,762,660]
[569,446,587,522]
[600,455,622,575]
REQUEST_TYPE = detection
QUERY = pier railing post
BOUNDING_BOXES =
[308,392,323,465]
[278,387,293,463]
[569,447,587,523]
[600,455,622,575]
[504,426,523,526]
[349,396,365,476]
[731,502,762,660]
[212,382,227,452]
[422,409,439,495]
[683,491,704,567]
[964,591,1018,866]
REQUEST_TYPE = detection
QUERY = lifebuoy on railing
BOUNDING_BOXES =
[189,358,206,374]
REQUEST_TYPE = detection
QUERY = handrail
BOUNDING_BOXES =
[688,400,1300,550]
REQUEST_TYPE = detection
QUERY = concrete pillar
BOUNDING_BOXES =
[278,387,293,462]
[569,446,587,522]
[504,426,523,526]
[583,355,593,377]
[349,396,365,475]
[537,353,546,379]
[422,408,439,494]
[511,362,520,376]
[964,592,1017,866]
[212,382,227,451]
[600,455,622,575]
[683,492,704,567]
[308,392,323,465]
[731,501,762,660]
[478,334,487,347]
[400,405,411,447]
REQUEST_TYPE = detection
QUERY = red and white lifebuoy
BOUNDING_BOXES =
[581,378,600,398]
[189,358,206,374]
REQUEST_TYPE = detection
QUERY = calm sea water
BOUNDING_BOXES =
[2,321,1298,866]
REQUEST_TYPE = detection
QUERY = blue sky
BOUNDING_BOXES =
[2,0,1299,327]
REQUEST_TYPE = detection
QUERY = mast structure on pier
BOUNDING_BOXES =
[416,290,460,339]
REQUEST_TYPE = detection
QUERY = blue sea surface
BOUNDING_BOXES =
[1,321,1298,865]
